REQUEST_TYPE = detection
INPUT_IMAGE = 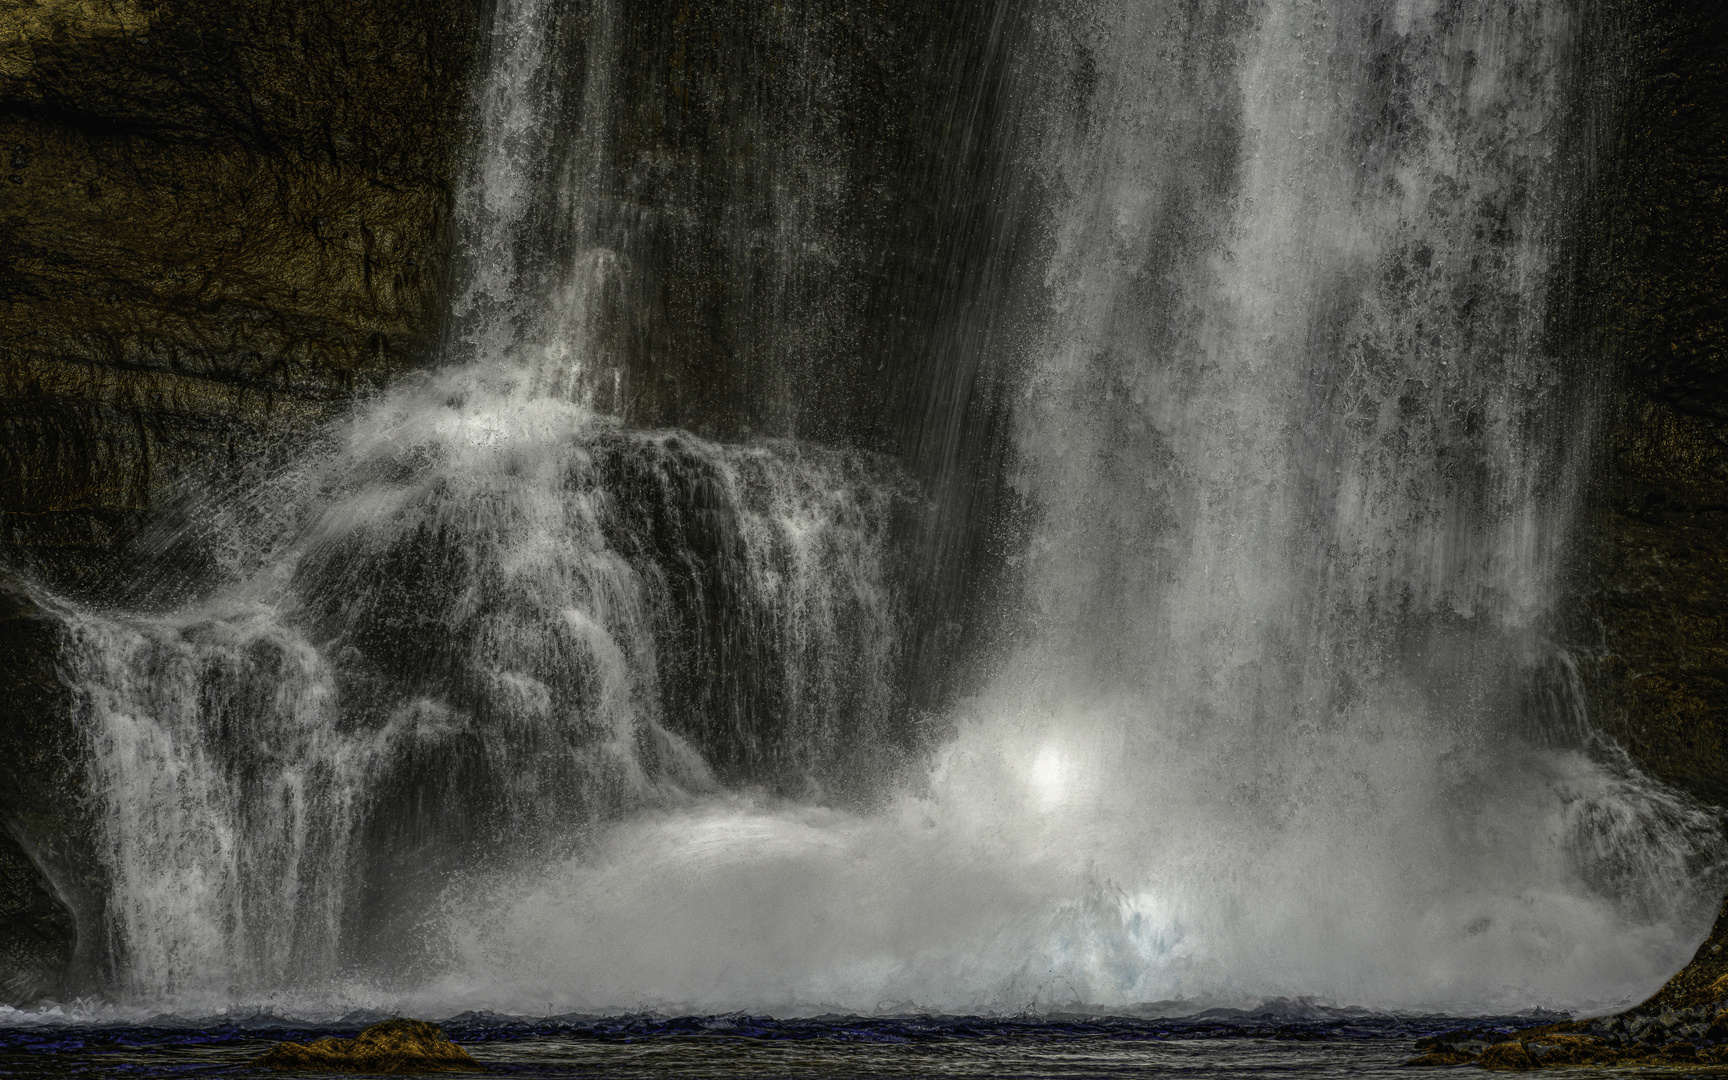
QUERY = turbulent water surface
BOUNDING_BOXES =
[0,1011,1577,1079]
[9,0,1728,1055]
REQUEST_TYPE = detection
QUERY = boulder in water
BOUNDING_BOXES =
[254,1019,484,1073]
[1476,1041,1537,1071]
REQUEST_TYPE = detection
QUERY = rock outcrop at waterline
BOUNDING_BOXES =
[1409,896,1728,1069]
[254,1019,484,1073]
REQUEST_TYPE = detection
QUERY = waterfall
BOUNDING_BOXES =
[37,0,1728,1017]
[52,0,913,1007]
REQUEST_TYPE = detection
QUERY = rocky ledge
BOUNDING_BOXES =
[1409,895,1728,1069]
[1409,1016,1728,1070]
[254,1019,484,1073]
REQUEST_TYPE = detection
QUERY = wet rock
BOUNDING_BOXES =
[1520,1035,1616,1068]
[0,829,72,1005]
[1404,1029,1508,1066]
[0,0,487,592]
[1405,1048,1478,1066]
[1477,1041,1537,1071]
[1412,1031,1494,1056]
[254,1018,483,1073]
[1570,0,1728,807]
[0,575,104,998]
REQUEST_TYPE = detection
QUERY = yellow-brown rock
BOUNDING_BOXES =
[0,0,150,80]
[254,1018,484,1073]
[1404,1048,1479,1066]
[1476,1041,1537,1071]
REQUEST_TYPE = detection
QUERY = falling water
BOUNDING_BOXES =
[35,0,1728,1018]
[53,0,913,1006]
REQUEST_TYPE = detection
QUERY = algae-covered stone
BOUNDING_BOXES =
[1477,1041,1537,1071]
[1404,1048,1478,1066]
[254,1018,483,1073]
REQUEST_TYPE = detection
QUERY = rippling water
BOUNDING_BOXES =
[0,1012,1604,1078]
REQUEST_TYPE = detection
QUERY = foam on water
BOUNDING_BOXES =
[405,673,1720,1017]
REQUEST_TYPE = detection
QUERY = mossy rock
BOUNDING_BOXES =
[254,1019,483,1073]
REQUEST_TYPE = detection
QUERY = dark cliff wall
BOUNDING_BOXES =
[1,0,1033,686]
[0,0,488,1003]
[0,581,92,1004]
[0,0,484,593]
[1575,0,1728,807]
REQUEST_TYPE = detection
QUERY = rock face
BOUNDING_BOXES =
[0,0,485,592]
[0,576,100,1004]
[1570,0,1728,806]
[254,1019,484,1073]
[0,828,73,1005]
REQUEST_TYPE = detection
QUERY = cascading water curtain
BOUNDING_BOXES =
[437,0,1727,1016]
[55,0,911,1009]
[1000,0,1728,1009]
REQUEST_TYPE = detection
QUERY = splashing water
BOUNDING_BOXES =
[51,0,912,1006]
[29,0,1728,1021]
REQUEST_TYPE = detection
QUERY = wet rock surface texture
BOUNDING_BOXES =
[0,829,72,1006]
[0,577,97,1005]
[0,0,484,591]
[254,1018,485,1073]
[1572,0,1728,806]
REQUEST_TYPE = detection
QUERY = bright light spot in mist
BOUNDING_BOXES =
[1030,742,1067,808]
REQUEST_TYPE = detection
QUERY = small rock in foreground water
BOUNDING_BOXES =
[254,1018,484,1073]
